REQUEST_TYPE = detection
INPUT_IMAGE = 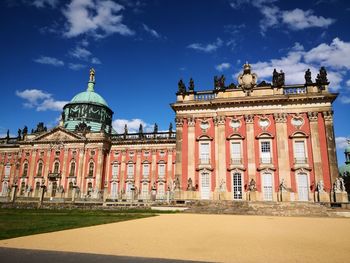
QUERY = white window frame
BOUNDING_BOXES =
[142,163,150,177]
[112,163,119,178]
[293,140,307,164]
[127,163,134,177]
[232,172,243,200]
[230,141,242,164]
[199,142,210,164]
[260,140,272,164]
[158,163,166,178]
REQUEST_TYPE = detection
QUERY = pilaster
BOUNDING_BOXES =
[187,117,196,186]
[151,149,157,186]
[245,114,256,183]
[135,149,142,189]
[120,150,126,192]
[95,147,103,191]
[214,116,226,193]
[28,149,37,189]
[175,117,184,189]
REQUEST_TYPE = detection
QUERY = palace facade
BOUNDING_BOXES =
[0,64,347,203]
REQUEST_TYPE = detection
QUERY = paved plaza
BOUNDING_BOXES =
[1,214,350,263]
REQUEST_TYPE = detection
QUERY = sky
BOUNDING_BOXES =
[0,0,350,165]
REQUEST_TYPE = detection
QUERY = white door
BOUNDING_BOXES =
[232,173,243,200]
[111,182,118,198]
[142,183,149,199]
[201,172,210,199]
[297,173,309,201]
[1,182,8,196]
[263,173,273,201]
[126,183,133,199]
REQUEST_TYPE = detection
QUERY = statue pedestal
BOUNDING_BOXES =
[249,191,257,201]
[278,191,290,202]
[71,187,77,203]
[316,191,330,202]
[334,192,348,203]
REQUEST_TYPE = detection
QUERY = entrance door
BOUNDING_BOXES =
[111,182,118,199]
[232,173,243,200]
[263,173,273,201]
[201,172,210,200]
[126,182,133,200]
[297,173,309,201]
[52,182,57,197]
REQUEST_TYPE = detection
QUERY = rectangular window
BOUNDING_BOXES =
[158,164,165,177]
[4,164,11,177]
[200,142,210,164]
[112,164,119,178]
[260,141,271,164]
[143,164,149,177]
[294,141,306,163]
[127,164,134,177]
[231,142,241,164]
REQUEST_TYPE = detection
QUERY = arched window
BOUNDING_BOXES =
[37,162,43,177]
[69,162,76,176]
[53,162,60,173]
[88,162,94,177]
[23,163,28,177]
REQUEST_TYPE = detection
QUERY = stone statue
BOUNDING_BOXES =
[187,178,193,191]
[340,177,346,192]
[272,69,278,86]
[333,178,341,193]
[189,78,194,91]
[317,180,325,192]
[6,129,9,139]
[316,67,328,85]
[23,126,28,137]
[272,69,285,87]
[237,63,257,94]
[17,129,22,139]
[153,123,158,134]
[214,75,226,90]
[168,123,173,133]
[174,176,180,190]
[178,79,186,93]
[139,123,143,134]
[219,179,226,192]
[89,68,95,82]
[124,124,128,135]
[279,179,287,192]
[75,122,91,133]
[249,179,257,191]
[304,69,312,85]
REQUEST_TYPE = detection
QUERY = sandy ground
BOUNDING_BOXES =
[1,214,350,263]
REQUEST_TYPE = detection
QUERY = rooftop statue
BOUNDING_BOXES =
[189,78,195,91]
[237,63,257,95]
[154,123,158,134]
[178,79,186,94]
[305,69,312,85]
[169,122,173,133]
[89,68,95,82]
[214,75,226,90]
[272,69,285,87]
[316,66,329,85]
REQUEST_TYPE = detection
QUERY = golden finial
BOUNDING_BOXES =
[89,68,95,82]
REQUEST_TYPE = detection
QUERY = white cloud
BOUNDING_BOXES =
[215,63,231,72]
[34,56,64,66]
[259,5,280,33]
[142,24,161,38]
[233,38,350,91]
[339,96,350,104]
[187,38,223,53]
[63,0,134,38]
[69,46,92,60]
[16,89,68,111]
[32,0,58,8]
[281,9,335,30]
[112,118,152,134]
[346,80,350,87]
[336,137,350,150]
[91,57,102,64]
[68,63,86,70]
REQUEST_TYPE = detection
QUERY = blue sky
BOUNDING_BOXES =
[1,0,350,165]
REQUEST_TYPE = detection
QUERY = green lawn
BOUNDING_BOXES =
[0,208,159,240]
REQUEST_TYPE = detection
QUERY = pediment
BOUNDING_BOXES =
[32,127,84,142]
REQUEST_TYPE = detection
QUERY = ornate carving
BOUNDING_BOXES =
[213,116,225,126]
[248,179,257,191]
[274,113,287,123]
[187,117,195,127]
[75,122,91,133]
[323,111,333,122]
[33,122,47,133]
[237,63,257,95]
[175,118,184,127]
[307,112,319,122]
[317,180,325,192]
[272,69,285,87]
[316,67,329,86]
[304,69,312,85]
[245,114,254,124]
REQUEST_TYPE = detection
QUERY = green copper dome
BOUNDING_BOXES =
[62,68,114,133]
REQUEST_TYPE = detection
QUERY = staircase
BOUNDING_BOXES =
[184,201,334,217]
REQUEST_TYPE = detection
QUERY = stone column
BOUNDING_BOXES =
[245,115,256,182]
[95,147,104,193]
[175,118,184,189]
[187,117,196,187]
[274,113,291,190]
[214,116,226,197]
[308,112,324,185]
[323,111,339,186]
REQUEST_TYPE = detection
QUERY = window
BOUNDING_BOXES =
[69,162,76,176]
[158,183,165,196]
[127,163,134,177]
[37,162,43,177]
[231,142,242,164]
[88,162,94,177]
[294,141,306,163]
[142,163,149,177]
[112,163,119,178]
[53,162,60,173]
[5,163,11,177]
[200,142,210,164]
[233,173,243,200]
[158,164,166,178]
[23,163,28,177]
[260,141,271,164]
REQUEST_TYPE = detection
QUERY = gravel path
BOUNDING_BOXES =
[1,214,350,263]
